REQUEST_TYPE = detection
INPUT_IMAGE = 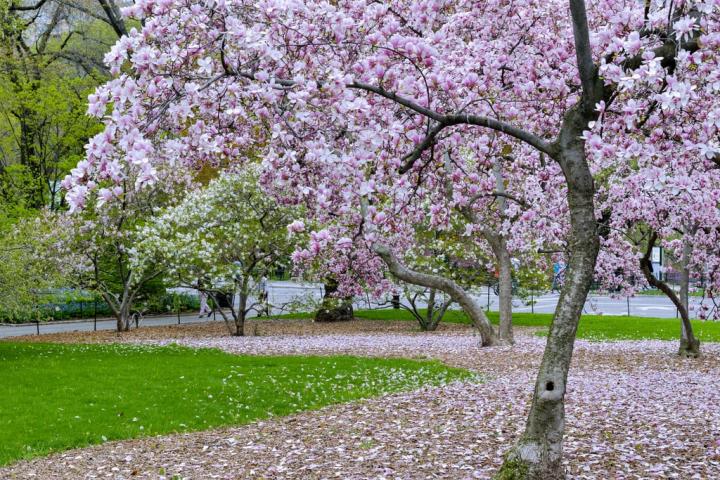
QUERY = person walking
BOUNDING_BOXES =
[552,260,566,293]
[197,277,212,318]
[257,275,268,317]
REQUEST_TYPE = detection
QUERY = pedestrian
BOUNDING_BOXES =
[198,277,212,318]
[257,275,268,316]
[552,260,566,293]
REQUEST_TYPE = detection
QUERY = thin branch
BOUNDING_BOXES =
[9,0,48,11]
[467,190,530,209]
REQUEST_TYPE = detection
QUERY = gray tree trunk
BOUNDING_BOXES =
[678,242,700,356]
[118,301,131,332]
[425,288,436,330]
[495,1,609,475]
[101,292,129,332]
[235,291,247,336]
[497,110,600,478]
[492,157,514,344]
[486,233,514,344]
[407,288,452,331]
[374,244,500,346]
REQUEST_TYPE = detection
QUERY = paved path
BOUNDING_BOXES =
[0,281,708,339]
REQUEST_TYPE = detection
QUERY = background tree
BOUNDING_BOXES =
[46,169,181,331]
[134,169,300,336]
[0,215,61,320]
[0,0,126,220]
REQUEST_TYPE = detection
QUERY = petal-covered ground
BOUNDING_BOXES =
[2,321,720,479]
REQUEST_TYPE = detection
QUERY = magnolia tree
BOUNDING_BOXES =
[66,0,720,477]
[290,156,555,342]
[296,211,498,332]
[134,168,299,336]
[450,148,566,342]
[595,187,720,356]
[51,168,181,331]
[289,212,503,339]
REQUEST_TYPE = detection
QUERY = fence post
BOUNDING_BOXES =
[486,283,491,311]
[36,320,40,335]
[627,296,631,316]
[177,293,181,325]
[94,300,97,331]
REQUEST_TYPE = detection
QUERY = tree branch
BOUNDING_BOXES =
[467,190,530,209]
[9,0,48,11]
[96,0,127,37]
[569,0,598,111]
[373,243,498,345]
[639,230,688,319]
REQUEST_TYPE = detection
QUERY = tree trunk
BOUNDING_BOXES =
[639,233,700,357]
[486,233,514,344]
[422,288,436,331]
[497,104,600,479]
[315,280,354,322]
[118,302,131,332]
[235,292,247,336]
[458,214,513,343]
[492,157,514,344]
[427,296,453,332]
[678,242,700,357]
[374,244,499,346]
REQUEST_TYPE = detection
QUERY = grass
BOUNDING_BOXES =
[347,308,720,342]
[636,288,705,297]
[0,342,476,466]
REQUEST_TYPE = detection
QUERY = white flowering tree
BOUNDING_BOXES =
[45,177,175,331]
[0,216,61,321]
[134,169,299,336]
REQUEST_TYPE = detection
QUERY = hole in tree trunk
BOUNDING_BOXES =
[545,381,555,391]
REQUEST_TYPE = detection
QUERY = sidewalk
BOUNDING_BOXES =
[0,311,214,339]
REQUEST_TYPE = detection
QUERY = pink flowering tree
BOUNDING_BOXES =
[289,197,504,340]
[65,0,720,477]
[594,162,720,356]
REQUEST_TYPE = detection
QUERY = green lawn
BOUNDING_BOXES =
[636,288,705,297]
[346,308,720,342]
[0,342,476,466]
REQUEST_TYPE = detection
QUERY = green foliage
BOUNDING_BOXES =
[0,215,61,320]
[0,342,477,465]
[513,259,552,301]
[0,291,200,323]
[404,216,494,289]
[0,4,111,220]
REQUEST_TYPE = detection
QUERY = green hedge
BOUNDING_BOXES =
[0,292,199,324]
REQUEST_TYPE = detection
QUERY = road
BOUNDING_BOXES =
[0,280,707,339]
[477,291,696,317]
